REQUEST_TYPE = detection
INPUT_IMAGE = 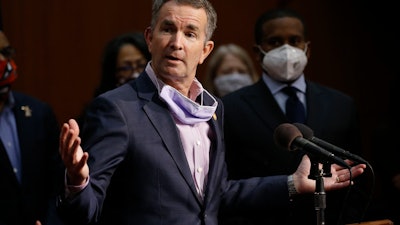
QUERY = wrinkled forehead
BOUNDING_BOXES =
[0,31,10,49]
[158,2,208,32]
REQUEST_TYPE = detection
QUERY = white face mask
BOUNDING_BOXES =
[259,44,308,82]
[213,73,253,96]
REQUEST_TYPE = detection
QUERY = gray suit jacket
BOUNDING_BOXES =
[57,72,291,225]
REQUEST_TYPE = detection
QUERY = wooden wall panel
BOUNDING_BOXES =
[1,0,153,123]
[0,0,396,171]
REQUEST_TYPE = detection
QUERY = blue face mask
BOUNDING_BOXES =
[159,85,217,125]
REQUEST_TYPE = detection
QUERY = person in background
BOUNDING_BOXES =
[221,8,369,225]
[55,1,366,225]
[77,32,151,127]
[203,43,258,97]
[94,32,151,96]
[0,30,64,225]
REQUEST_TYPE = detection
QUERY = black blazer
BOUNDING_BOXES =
[57,72,291,225]
[0,91,64,225]
[222,79,365,225]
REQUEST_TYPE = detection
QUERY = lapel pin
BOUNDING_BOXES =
[21,106,32,117]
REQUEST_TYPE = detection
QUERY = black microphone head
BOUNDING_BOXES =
[274,123,303,151]
[293,123,314,139]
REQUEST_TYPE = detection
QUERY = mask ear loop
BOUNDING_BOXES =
[257,45,270,74]
[257,45,267,55]
[257,45,268,55]
[304,42,310,54]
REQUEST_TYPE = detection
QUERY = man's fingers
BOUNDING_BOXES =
[335,164,365,183]
[68,118,80,135]
[59,122,83,169]
[78,152,89,169]
[59,123,69,152]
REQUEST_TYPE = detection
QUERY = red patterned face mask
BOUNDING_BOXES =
[0,59,17,87]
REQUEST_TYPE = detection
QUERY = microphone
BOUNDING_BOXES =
[293,123,368,164]
[274,123,350,168]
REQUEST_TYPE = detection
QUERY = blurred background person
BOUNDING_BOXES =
[203,43,258,97]
[77,31,151,126]
[220,8,371,225]
[0,30,64,225]
[93,31,151,96]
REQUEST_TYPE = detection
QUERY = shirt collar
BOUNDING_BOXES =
[262,72,306,95]
[145,61,204,102]
[2,91,15,108]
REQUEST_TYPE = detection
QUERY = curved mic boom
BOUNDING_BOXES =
[292,123,368,164]
[274,123,349,168]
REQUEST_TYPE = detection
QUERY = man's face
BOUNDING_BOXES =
[145,1,214,89]
[261,17,306,52]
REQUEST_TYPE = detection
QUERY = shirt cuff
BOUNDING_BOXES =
[64,169,89,198]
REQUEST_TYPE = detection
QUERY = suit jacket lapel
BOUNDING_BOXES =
[305,81,327,132]
[241,80,288,130]
[203,110,223,205]
[12,96,28,161]
[1,93,25,186]
[137,73,200,201]
[192,94,226,206]
[0,138,19,186]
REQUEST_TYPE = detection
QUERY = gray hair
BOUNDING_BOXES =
[151,0,217,41]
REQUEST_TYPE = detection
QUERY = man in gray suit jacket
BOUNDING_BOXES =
[56,1,366,225]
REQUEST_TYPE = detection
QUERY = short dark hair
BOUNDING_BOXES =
[254,8,307,45]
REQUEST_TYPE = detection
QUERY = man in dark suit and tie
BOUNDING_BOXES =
[56,1,366,225]
[221,8,367,225]
[0,30,64,225]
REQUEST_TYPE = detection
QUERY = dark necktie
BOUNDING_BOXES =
[282,86,306,123]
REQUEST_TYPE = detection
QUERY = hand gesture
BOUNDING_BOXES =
[293,155,366,194]
[59,119,89,185]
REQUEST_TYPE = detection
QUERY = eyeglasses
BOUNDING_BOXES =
[0,46,16,58]
[116,63,147,74]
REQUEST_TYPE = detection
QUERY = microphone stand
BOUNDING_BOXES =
[308,156,332,225]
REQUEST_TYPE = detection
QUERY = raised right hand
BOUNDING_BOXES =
[59,118,89,185]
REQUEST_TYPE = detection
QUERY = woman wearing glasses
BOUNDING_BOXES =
[77,32,151,127]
